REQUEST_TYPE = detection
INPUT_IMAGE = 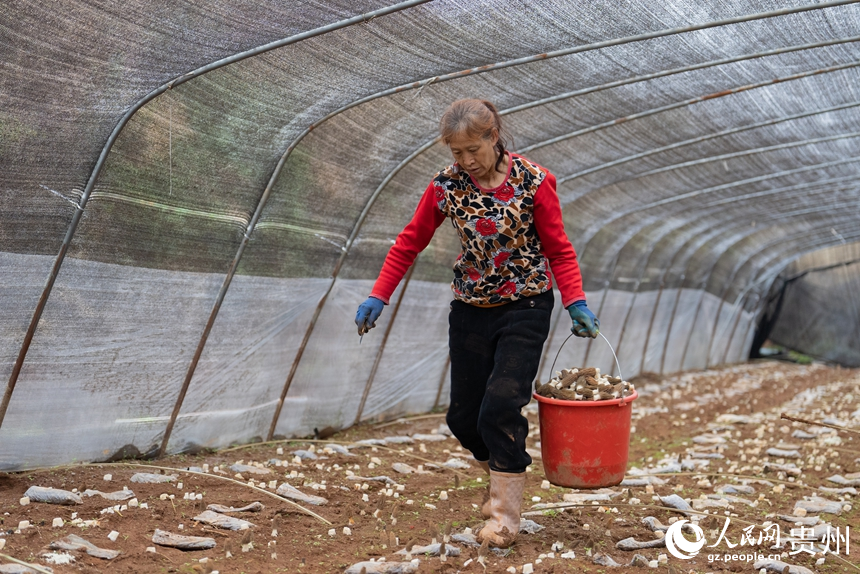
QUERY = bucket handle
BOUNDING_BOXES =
[546,331,629,406]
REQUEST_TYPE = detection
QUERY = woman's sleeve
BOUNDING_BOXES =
[369,181,446,304]
[532,172,586,308]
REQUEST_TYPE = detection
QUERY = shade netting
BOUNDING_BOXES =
[2,0,859,469]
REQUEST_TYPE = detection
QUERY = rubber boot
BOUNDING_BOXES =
[475,460,491,518]
[476,470,525,548]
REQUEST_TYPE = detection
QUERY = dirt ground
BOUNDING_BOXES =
[1,360,859,574]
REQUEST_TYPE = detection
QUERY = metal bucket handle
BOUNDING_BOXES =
[546,331,629,406]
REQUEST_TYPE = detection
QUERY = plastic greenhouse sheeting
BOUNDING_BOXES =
[758,241,860,367]
[2,0,860,470]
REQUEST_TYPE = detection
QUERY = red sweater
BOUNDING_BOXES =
[370,153,585,308]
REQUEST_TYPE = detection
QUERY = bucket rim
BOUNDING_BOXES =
[532,388,638,407]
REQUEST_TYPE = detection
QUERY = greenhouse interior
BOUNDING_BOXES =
[2,0,860,472]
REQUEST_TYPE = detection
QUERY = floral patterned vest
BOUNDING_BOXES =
[433,155,552,306]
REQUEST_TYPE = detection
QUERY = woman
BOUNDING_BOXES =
[354,99,599,548]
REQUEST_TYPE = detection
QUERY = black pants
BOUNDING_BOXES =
[446,290,554,473]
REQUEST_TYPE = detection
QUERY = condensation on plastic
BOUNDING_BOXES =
[2,0,860,468]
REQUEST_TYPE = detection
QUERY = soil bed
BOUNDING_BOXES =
[1,360,859,573]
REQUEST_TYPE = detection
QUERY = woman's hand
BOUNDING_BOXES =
[566,300,599,338]
[355,297,385,335]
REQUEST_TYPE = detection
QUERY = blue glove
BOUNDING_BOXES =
[567,300,599,338]
[355,296,385,335]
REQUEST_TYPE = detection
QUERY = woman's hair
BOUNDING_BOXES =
[440,99,511,174]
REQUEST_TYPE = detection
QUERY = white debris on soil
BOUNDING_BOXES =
[762,462,801,476]
[395,543,459,557]
[23,486,82,505]
[343,562,419,574]
[348,475,400,486]
[714,483,755,494]
[827,473,860,486]
[410,434,448,442]
[692,434,727,444]
[292,450,317,460]
[440,458,471,470]
[131,472,177,483]
[193,510,255,530]
[230,464,271,475]
[561,489,621,504]
[620,475,666,486]
[794,496,844,515]
[323,444,354,456]
[49,534,121,559]
[615,537,666,551]
[765,448,802,458]
[658,494,693,515]
[777,514,820,525]
[753,559,814,574]
[392,462,416,474]
[207,502,264,513]
[0,565,54,574]
[276,482,328,505]
[82,489,135,501]
[42,552,75,565]
[152,529,216,550]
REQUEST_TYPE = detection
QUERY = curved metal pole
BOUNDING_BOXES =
[609,219,716,377]
[474,39,860,377]
[0,0,433,433]
[677,280,711,371]
[265,139,439,441]
[663,188,860,371]
[605,215,722,377]
[635,131,860,180]
[639,224,717,374]
[725,293,760,364]
[676,216,860,371]
[261,0,860,436]
[558,100,860,185]
[602,179,860,374]
[558,156,860,276]
[639,283,664,375]
[644,216,773,374]
[717,228,860,363]
[141,2,436,456]
[663,224,785,373]
[630,148,860,213]
[660,274,686,374]
[704,256,756,368]
[520,61,860,155]
[570,177,860,374]
[609,279,640,377]
[558,172,860,377]
[533,65,860,271]
[353,263,416,425]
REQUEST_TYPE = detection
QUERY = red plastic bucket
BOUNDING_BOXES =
[534,389,638,489]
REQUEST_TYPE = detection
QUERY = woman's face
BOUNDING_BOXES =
[448,129,499,181]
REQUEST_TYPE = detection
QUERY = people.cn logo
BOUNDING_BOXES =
[665,520,706,560]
